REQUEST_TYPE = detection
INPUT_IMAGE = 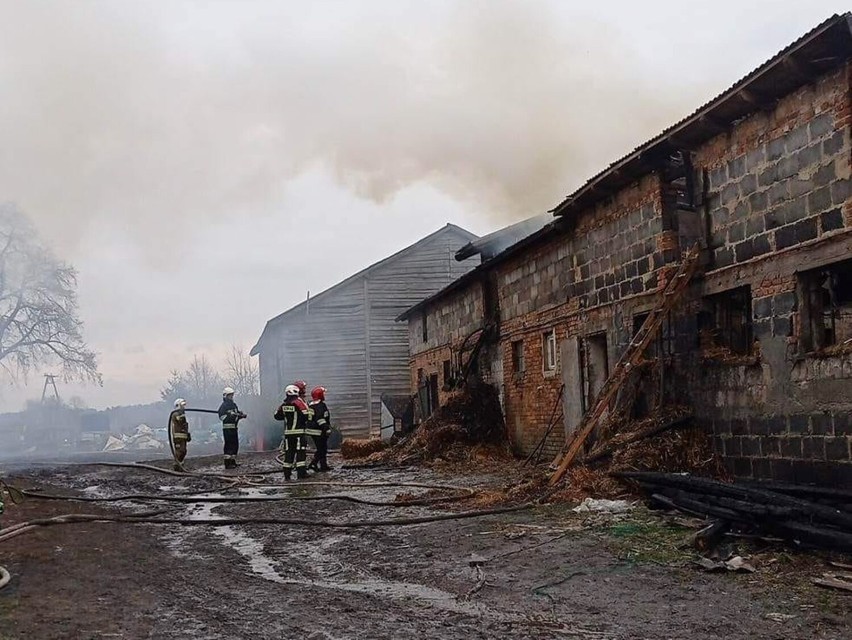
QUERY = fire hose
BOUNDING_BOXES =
[19,487,475,507]
[0,503,534,545]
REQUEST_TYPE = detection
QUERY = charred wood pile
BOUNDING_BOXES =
[617,471,852,552]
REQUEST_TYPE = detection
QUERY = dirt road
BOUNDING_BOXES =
[0,454,849,639]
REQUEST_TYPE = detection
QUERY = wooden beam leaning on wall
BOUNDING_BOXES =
[548,244,702,487]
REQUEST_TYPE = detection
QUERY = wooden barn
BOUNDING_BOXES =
[250,224,479,438]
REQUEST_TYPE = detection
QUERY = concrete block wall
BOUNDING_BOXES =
[408,282,484,355]
[684,63,852,483]
[402,61,852,484]
[500,175,664,323]
[697,66,852,270]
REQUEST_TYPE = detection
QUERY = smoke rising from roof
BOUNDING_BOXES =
[0,1,691,252]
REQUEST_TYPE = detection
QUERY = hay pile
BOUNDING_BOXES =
[608,425,726,476]
[549,466,626,503]
[347,382,510,468]
[549,409,727,504]
[340,437,386,460]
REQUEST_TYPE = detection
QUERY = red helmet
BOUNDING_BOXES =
[294,380,307,396]
[311,386,326,401]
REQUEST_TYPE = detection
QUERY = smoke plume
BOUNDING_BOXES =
[0,0,698,251]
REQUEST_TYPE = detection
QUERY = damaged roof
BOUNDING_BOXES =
[552,12,852,219]
[396,218,561,321]
[454,213,552,262]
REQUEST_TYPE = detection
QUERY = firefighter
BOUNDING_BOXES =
[169,398,191,471]
[274,384,309,479]
[294,380,307,399]
[307,386,333,472]
[293,379,315,448]
[218,387,247,469]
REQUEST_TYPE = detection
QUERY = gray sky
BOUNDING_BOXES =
[0,0,848,410]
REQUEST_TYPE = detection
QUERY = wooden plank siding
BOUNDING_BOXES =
[254,225,479,438]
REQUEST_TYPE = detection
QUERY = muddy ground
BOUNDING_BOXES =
[0,453,849,640]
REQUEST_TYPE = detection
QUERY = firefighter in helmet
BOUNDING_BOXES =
[307,386,333,472]
[218,387,247,469]
[294,380,307,397]
[274,384,310,479]
[170,398,191,471]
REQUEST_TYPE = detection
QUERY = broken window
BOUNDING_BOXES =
[798,258,852,352]
[418,372,439,419]
[700,286,753,355]
[511,340,525,373]
[442,359,452,386]
[663,150,697,210]
[421,313,428,343]
[543,330,557,372]
[428,374,439,415]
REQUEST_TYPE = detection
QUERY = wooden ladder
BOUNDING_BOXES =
[548,244,702,486]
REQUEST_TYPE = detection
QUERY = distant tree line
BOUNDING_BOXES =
[160,346,259,407]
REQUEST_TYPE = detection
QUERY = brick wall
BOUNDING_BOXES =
[409,344,455,406]
[496,177,669,458]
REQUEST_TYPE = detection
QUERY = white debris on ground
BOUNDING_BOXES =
[102,424,165,452]
[571,498,635,514]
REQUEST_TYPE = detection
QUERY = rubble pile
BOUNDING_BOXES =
[346,382,511,468]
[548,407,727,503]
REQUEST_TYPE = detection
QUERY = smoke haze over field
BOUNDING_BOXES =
[0,0,847,409]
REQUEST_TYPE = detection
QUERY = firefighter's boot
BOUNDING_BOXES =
[297,468,308,480]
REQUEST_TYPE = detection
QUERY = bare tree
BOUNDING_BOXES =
[224,344,260,396]
[0,204,100,383]
[160,355,224,404]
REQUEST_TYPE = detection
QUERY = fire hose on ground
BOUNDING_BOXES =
[0,502,534,545]
[0,457,541,589]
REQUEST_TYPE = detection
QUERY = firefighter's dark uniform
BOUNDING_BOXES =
[308,399,332,471]
[274,396,309,479]
[218,397,245,469]
[169,409,191,470]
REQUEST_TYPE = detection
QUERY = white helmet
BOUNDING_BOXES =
[284,384,300,398]
[174,398,186,409]
[223,387,235,396]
